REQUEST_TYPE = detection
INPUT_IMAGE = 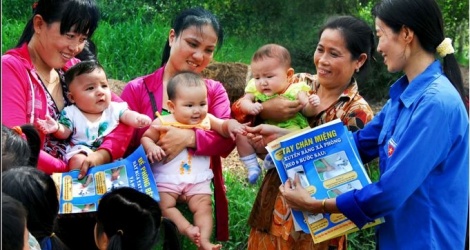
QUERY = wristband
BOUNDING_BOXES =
[53,122,60,133]
[321,198,328,213]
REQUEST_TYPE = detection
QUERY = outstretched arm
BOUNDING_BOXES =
[245,124,291,146]
[208,114,247,140]
[120,110,152,128]
[35,114,72,140]
[155,80,235,161]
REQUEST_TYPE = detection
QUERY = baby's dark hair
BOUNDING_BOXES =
[252,44,292,68]
[64,60,105,87]
[2,124,41,171]
[167,71,206,100]
[2,167,69,250]
[17,0,100,47]
[2,193,28,250]
[96,187,181,250]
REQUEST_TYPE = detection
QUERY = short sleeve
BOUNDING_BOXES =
[244,78,257,94]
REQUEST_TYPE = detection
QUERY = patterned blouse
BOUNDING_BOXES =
[38,70,71,161]
[294,73,374,130]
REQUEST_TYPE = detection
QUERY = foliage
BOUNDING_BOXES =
[437,0,469,61]
[1,0,32,20]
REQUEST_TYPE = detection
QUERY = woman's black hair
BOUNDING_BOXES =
[2,124,41,170]
[372,0,466,108]
[318,15,376,80]
[16,0,100,47]
[95,187,181,250]
[2,167,69,250]
[160,7,224,67]
[64,60,105,86]
[2,193,28,250]
[76,39,97,61]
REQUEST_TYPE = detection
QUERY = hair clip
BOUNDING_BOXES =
[436,38,454,57]
[12,126,23,136]
[32,2,39,12]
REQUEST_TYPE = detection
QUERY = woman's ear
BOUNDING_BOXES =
[356,53,368,70]
[32,15,45,35]
[401,26,414,44]
[168,29,176,47]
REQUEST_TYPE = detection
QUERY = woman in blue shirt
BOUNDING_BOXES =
[275,0,468,249]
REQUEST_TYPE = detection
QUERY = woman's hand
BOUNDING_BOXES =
[280,174,315,212]
[152,125,195,163]
[260,96,303,122]
[245,124,290,146]
[78,149,111,179]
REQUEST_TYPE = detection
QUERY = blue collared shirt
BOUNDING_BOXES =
[337,60,469,249]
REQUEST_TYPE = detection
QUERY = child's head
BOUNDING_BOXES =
[2,124,41,171]
[2,167,68,250]
[95,187,180,250]
[166,71,208,125]
[250,44,294,96]
[2,194,29,250]
[65,60,111,114]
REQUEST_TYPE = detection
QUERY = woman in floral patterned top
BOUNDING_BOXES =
[232,16,375,250]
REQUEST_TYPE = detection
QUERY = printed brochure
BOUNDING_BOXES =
[266,119,384,243]
[52,145,159,214]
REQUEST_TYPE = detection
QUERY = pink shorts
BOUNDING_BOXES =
[157,180,212,196]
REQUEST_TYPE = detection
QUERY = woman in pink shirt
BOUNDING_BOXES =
[1,0,133,177]
[121,7,234,241]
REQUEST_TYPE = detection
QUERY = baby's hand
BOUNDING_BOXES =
[35,115,59,134]
[225,119,247,140]
[247,102,263,115]
[146,144,166,163]
[308,94,320,107]
[136,114,152,128]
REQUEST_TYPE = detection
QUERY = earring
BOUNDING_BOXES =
[355,68,360,73]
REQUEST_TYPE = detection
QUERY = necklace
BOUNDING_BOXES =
[36,70,59,86]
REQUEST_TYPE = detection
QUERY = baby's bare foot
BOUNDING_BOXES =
[184,225,201,247]
[199,239,222,250]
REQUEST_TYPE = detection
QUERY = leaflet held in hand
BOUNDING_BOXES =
[52,145,159,214]
[266,119,384,243]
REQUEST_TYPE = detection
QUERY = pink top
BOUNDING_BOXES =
[121,66,234,241]
[1,44,133,174]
